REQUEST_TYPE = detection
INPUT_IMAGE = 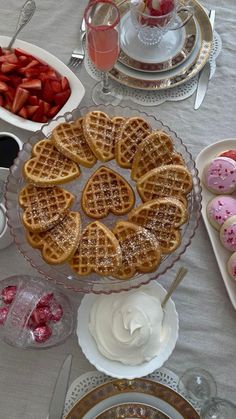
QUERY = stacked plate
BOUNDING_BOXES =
[110,0,213,90]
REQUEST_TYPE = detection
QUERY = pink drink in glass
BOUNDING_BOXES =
[87,27,119,71]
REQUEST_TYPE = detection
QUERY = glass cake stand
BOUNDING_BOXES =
[5,104,201,294]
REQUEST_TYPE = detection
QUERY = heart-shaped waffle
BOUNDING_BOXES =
[51,118,97,167]
[19,185,75,232]
[26,212,81,264]
[83,111,126,162]
[70,221,122,276]
[128,197,187,253]
[137,164,193,202]
[112,221,161,280]
[131,130,184,181]
[115,116,152,168]
[82,166,135,219]
[23,139,80,186]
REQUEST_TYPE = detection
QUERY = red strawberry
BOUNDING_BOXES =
[5,85,15,101]
[18,107,28,119]
[39,99,50,114]
[47,104,60,118]
[31,101,44,122]
[0,94,4,106]
[5,53,18,64]
[0,47,3,56]
[54,89,70,107]
[25,68,40,78]
[61,76,69,91]
[42,79,54,102]
[8,74,22,87]
[26,105,39,117]
[0,81,8,92]
[1,63,18,73]
[51,80,62,93]
[18,59,39,74]
[12,87,29,113]
[28,95,39,105]
[0,74,10,82]
[20,79,42,90]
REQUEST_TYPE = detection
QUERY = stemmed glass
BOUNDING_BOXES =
[177,368,236,419]
[84,0,122,105]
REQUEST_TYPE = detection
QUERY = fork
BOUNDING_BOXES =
[68,18,86,68]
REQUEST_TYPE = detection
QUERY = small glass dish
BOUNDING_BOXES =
[5,104,201,294]
[0,275,74,348]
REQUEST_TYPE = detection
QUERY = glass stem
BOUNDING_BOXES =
[102,72,110,94]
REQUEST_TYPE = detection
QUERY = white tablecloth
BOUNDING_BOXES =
[0,1,236,418]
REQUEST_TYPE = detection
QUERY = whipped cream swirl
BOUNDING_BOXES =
[89,287,164,365]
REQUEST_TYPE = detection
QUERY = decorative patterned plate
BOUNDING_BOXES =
[65,378,199,419]
[119,7,197,72]
[109,0,212,90]
[5,104,201,294]
[96,402,169,418]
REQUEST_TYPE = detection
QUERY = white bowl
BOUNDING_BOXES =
[77,281,179,379]
[0,36,85,131]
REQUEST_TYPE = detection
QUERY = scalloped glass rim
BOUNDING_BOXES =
[5,104,202,294]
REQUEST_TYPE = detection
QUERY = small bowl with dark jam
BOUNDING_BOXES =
[0,132,23,169]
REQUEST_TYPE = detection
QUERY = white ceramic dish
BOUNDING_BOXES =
[0,36,85,132]
[77,281,179,379]
[196,138,236,310]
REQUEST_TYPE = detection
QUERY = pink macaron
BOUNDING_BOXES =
[220,215,236,252]
[227,252,236,280]
[204,156,236,194]
[207,195,236,230]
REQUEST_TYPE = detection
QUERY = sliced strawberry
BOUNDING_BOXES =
[47,104,60,118]
[14,48,33,59]
[0,47,3,56]
[4,49,12,55]
[4,94,13,110]
[42,79,54,102]
[18,106,28,119]
[41,115,48,123]
[5,85,15,101]
[0,81,8,92]
[31,101,44,122]
[18,55,30,65]
[4,53,18,64]
[25,68,40,78]
[51,80,62,93]
[0,94,4,106]
[61,76,69,91]
[46,69,58,80]
[0,74,10,82]
[18,59,40,74]
[1,63,18,73]
[26,105,39,116]
[20,79,42,90]
[54,89,70,107]
[12,87,29,113]
[8,74,21,87]
[39,99,50,114]
[28,95,39,105]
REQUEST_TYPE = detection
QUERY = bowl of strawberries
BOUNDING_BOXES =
[0,36,85,131]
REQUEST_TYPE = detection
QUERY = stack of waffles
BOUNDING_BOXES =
[19,110,193,280]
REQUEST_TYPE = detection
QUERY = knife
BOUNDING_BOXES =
[194,10,216,110]
[48,354,73,419]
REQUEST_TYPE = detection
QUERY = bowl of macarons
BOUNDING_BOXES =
[196,139,236,309]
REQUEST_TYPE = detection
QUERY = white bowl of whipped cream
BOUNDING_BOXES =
[77,280,179,379]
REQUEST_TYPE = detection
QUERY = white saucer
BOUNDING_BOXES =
[120,12,185,64]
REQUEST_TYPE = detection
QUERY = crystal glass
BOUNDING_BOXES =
[178,368,217,403]
[130,0,193,45]
[84,0,122,105]
[5,104,201,294]
[200,397,236,419]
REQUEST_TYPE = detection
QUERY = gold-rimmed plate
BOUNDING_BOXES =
[110,0,213,90]
[119,8,197,72]
[65,378,199,419]
[96,402,170,418]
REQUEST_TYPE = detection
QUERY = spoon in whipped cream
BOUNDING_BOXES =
[161,266,188,309]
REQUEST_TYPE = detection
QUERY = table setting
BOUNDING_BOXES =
[0,0,236,418]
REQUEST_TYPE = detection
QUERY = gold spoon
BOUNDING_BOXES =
[161,266,188,308]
